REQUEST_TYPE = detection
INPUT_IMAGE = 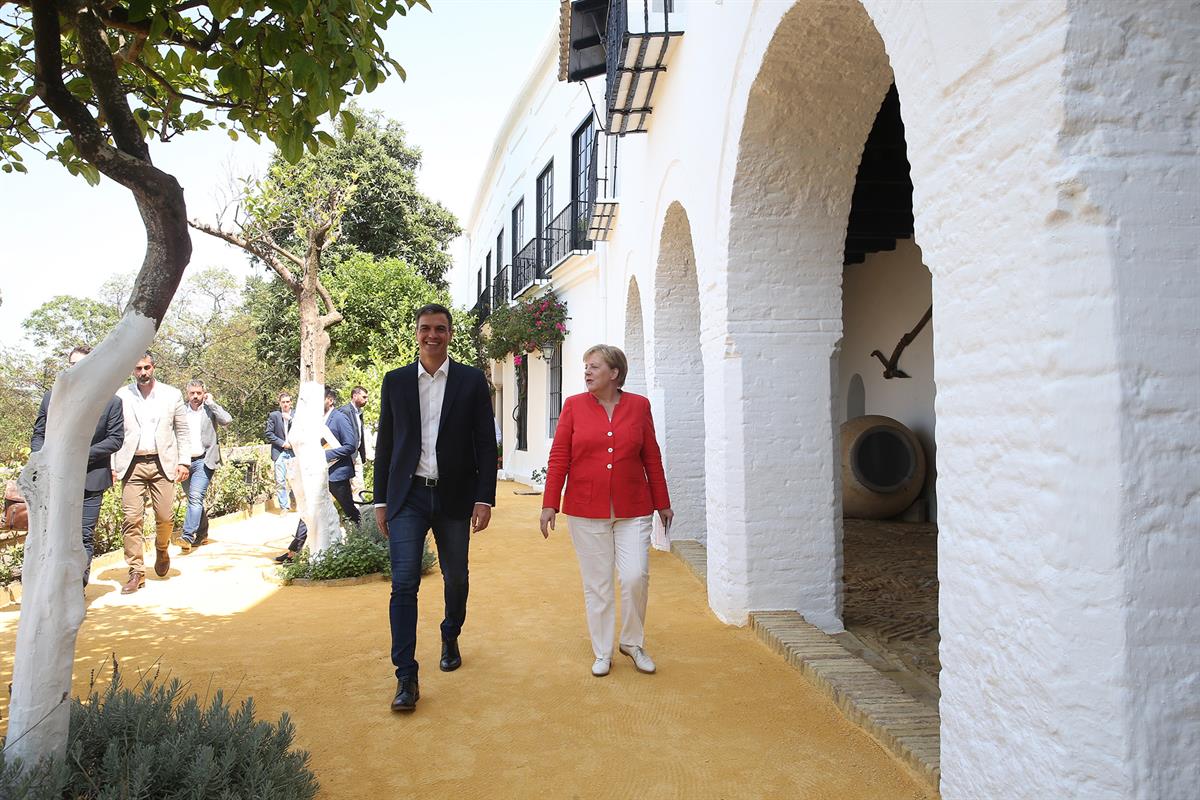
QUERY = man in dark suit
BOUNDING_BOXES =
[374,303,497,713]
[275,386,360,561]
[265,392,294,512]
[30,345,124,586]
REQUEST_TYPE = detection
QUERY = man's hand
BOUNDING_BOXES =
[471,503,492,534]
[375,506,389,539]
[539,508,556,539]
[204,392,214,405]
[283,442,292,450]
[176,465,190,482]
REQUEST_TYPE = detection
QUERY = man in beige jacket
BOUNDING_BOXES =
[111,351,191,594]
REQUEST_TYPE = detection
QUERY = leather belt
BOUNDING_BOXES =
[416,475,439,487]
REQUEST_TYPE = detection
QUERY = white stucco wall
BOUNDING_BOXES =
[452,0,1200,796]
[838,238,936,518]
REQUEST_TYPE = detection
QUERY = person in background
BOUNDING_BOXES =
[29,345,124,587]
[348,385,371,502]
[540,344,673,678]
[180,379,231,551]
[275,386,361,562]
[111,351,191,595]
[265,391,294,513]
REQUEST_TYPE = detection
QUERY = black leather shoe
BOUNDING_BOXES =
[274,551,295,564]
[391,676,419,712]
[440,638,462,672]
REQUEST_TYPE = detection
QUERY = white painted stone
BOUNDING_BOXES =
[452,1,1200,796]
[289,381,341,556]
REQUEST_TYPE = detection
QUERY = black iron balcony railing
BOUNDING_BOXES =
[492,266,509,310]
[471,286,491,325]
[512,237,542,297]
[602,0,681,135]
[545,201,593,271]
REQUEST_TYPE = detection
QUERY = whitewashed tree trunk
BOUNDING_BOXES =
[7,314,157,765]
[289,382,342,556]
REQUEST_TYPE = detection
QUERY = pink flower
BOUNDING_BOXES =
[513,355,523,366]
[541,301,549,311]
[536,320,544,327]
[556,322,565,332]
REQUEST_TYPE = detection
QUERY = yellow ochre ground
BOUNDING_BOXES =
[0,483,932,799]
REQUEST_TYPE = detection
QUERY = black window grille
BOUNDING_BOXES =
[485,251,491,289]
[476,268,482,296]
[511,200,524,264]
[536,162,554,268]
[515,358,528,451]
[496,231,504,272]
[572,117,595,245]
[547,347,563,437]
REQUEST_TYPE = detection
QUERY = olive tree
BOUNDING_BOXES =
[0,0,426,766]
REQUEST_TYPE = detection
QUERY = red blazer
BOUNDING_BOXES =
[542,391,671,519]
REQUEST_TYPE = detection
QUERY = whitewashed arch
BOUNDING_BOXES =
[623,276,647,395]
[653,202,707,544]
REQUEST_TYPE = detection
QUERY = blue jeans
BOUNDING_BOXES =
[81,490,101,586]
[274,452,293,511]
[388,485,471,679]
[182,457,213,543]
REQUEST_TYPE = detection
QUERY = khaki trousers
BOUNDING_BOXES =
[122,456,175,575]
[566,514,652,659]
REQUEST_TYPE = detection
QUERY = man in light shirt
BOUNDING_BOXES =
[111,351,191,595]
[180,379,232,551]
[374,303,498,713]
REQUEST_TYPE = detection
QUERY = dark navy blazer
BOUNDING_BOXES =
[373,360,498,521]
[31,391,124,494]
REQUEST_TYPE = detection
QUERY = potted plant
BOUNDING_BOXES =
[483,291,569,363]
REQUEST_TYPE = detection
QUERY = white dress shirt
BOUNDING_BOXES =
[127,383,164,454]
[186,406,205,458]
[417,358,449,479]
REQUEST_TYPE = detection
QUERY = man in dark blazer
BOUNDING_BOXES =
[265,392,294,512]
[30,345,124,586]
[374,303,497,713]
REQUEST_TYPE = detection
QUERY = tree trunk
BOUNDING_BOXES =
[6,175,190,765]
[292,282,340,556]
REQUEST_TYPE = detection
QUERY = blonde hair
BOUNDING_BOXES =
[583,344,629,388]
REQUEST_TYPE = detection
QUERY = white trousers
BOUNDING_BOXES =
[567,514,652,659]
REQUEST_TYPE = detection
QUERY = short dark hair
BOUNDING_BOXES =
[414,303,453,330]
[67,345,92,360]
[278,391,292,402]
[186,379,205,390]
[324,385,339,404]
[351,386,368,397]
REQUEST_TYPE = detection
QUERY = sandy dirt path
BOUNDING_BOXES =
[0,483,932,799]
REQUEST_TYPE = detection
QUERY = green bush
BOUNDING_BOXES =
[280,516,436,582]
[206,455,273,517]
[0,542,23,589]
[0,661,318,799]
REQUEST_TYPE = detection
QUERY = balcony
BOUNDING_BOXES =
[560,1,682,136]
[511,237,542,298]
[471,287,491,325]
[545,201,593,271]
[492,266,510,309]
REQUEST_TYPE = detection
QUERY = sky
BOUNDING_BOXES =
[0,0,558,351]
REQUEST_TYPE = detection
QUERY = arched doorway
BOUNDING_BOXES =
[719,1,893,629]
[624,276,647,395]
[654,203,707,544]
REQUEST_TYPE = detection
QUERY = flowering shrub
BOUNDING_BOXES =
[483,292,569,362]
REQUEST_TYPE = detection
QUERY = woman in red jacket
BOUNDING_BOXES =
[540,344,673,677]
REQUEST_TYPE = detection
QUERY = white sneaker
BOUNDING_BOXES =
[619,645,656,674]
[591,657,612,677]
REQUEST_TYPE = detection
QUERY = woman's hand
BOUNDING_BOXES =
[539,508,557,539]
[658,508,674,532]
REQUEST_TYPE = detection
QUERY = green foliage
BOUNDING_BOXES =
[483,291,570,363]
[0,348,41,466]
[20,296,122,358]
[206,455,273,518]
[0,0,428,177]
[280,515,435,581]
[0,542,23,589]
[0,663,318,798]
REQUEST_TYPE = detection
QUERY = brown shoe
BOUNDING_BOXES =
[121,573,145,594]
[154,549,170,577]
